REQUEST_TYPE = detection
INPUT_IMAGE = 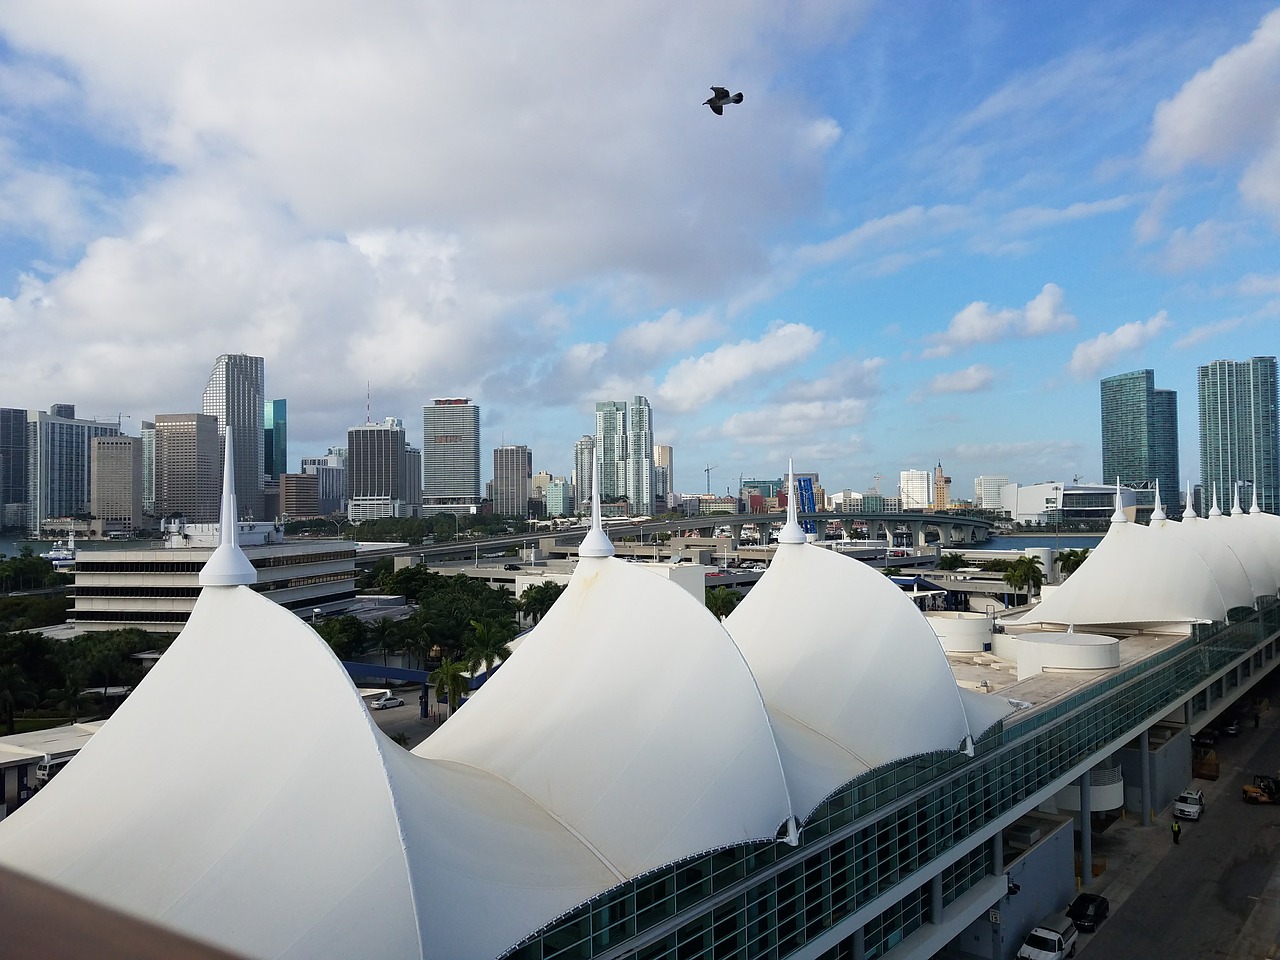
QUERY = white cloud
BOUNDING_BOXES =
[1146,8,1280,220]
[658,322,822,411]
[998,196,1136,235]
[1173,318,1242,349]
[1238,272,1280,295]
[924,283,1076,358]
[721,398,869,445]
[780,358,885,402]
[613,309,722,362]
[1068,311,1171,379]
[928,364,995,394]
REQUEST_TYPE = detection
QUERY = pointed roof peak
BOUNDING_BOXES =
[1110,477,1128,524]
[1231,482,1245,516]
[1208,483,1223,518]
[1150,480,1167,522]
[199,428,258,587]
[1251,477,1263,514]
[578,453,614,558]
[1185,481,1198,519]
[778,459,806,545]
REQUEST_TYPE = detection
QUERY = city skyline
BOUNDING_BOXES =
[1,6,1279,493]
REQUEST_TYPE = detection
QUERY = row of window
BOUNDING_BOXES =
[504,599,1280,960]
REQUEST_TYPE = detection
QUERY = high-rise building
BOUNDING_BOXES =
[301,449,347,517]
[140,421,156,517]
[422,398,480,515]
[653,444,673,511]
[263,399,288,481]
[0,407,27,530]
[573,435,595,508]
[25,406,121,535]
[90,436,144,536]
[898,469,931,511]
[594,401,627,502]
[932,462,951,512]
[973,475,1009,511]
[546,479,575,517]
[202,354,265,520]
[492,445,532,517]
[154,413,221,522]
[346,418,411,522]
[1100,369,1180,509]
[626,396,656,516]
[279,473,320,519]
[1198,357,1279,513]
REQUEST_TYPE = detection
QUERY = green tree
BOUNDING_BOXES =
[0,660,35,735]
[705,586,742,620]
[47,671,93,722]
[464,618,513,680]
[369,617,403,671]
[1056,548,1091,578]
[1002,555,1045,599]
[430,657,471,718]
[518,581,566,625]
[937,553,967,571]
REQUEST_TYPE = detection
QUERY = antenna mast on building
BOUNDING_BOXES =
[366,382,371,424]
[704,464,717,495]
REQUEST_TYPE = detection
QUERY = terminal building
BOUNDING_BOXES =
[71,518,356,632]
[1,462,1278,960]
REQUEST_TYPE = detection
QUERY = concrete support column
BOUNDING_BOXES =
[851,928,865,960]
[912,520,925,547]
[1079,771,1093,889]
[930,872,944,925]
[1140,728,1152,827]
[992,832,1004,876]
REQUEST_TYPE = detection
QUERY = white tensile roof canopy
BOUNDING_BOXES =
[0,448,1001,959]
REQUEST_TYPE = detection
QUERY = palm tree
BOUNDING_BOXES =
[937,553,967,571]
[1056,548,1091,578]
[0,661,35,736]
[47,672,92,722]
[1002,555,1045,601]
[705,586,742,620]
[519,581,565,625]
[464,619,513,682]
[430,657,471,719]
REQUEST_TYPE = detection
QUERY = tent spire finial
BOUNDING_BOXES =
[1110,477,1127,523]
[1231,481,1245,516]
[1251,475,1263,515]
[1209,483,1223,518]
[778,459,806,545]
[1150,480,1167,522]
[199,427,258,586]
[1185,481,1198,519]
[578,452,614,558]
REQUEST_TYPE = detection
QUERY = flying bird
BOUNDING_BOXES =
[704,86,744,115]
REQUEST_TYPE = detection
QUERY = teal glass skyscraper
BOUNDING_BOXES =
[1198,357,1279,513]
[263,399,287,481]
[1100,370,1179,508]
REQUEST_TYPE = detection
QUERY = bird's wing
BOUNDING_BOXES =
[709,86,729,98]
[708,103,724,115]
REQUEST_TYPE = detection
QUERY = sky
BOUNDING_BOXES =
[1,1,1278,499]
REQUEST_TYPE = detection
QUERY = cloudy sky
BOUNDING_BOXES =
[1,2,1278,497]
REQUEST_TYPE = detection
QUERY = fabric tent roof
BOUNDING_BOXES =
[416,552,797,876]
[725,530,980,818]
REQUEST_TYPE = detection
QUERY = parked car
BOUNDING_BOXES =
[1066,892,1110,932]
[370,694,404,710]
[1016,914,1078,959]
[1193,728,1219,747]
[503,563,521,571]
[1174,788,1205,820]
[1223,717,1242,735]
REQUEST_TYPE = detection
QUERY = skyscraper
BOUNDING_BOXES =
[654,443,673,512]
[263,399,288,481]
[202,354,265,520]
[301,449,347,517]
[1100,369,1180,510]
[573,435,595,509]
[898,469,931,511]
[90,436,144,536]
[25,406,121,535]
[1198,357,1279,513]
[347,418,410,521]
[594,401,627,502]
[422,398,480,515]
[140,421,156,517]
[626,395,655,516]
[492,445,532,517]
[154,413,221,522]
[0,407,27,529]
[973,475,1008,511]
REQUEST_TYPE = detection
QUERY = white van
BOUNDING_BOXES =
[1016,914,1078,960]
[34,755,72,785]
[1174,788,1205,820]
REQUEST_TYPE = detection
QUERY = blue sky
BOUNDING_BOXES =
[1,2,1278,498]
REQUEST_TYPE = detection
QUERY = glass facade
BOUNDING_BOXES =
[503,599,1280,960]
[422,399,481,513]
[263,399,288,481]
[202,354,266,520]
[1100,370,1179,504]
[1198,357,1279,513]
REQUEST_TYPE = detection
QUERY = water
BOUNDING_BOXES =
[0,536,140,559]
[983,534,1104,551]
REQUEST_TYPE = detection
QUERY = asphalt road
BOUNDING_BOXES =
[1084,701,1280,959]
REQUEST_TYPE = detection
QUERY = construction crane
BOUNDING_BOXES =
[704,464,717,495]
[872,473,882,493]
